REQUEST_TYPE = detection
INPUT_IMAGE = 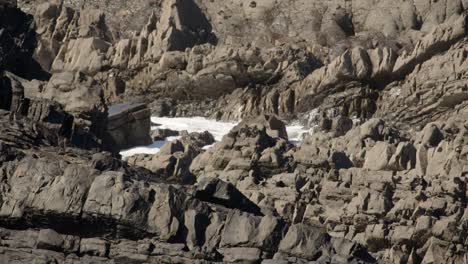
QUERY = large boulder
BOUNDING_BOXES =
[104,102,152,152]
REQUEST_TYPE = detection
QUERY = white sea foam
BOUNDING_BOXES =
[120,117,309,157]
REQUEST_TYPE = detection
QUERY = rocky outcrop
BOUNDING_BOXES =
[376,39,468,129]
[33,2,113,71]
[0,128,376,263]
[126,130,214,184]
[38,71,108,142]
[2,0,468,263]
[190,114,293,177]
[51,37,111,74]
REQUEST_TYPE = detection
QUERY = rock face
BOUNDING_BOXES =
[1,0,468,263]
[0,107,377,263]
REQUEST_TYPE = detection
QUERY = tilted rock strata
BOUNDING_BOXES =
[1,0,468,263]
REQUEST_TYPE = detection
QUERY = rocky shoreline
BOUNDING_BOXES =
[1,0,467,263]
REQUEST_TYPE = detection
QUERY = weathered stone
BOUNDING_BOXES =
[36,229,64,251]
[278,224,331,260]
[104,102,152,152]
[363,142,395,171]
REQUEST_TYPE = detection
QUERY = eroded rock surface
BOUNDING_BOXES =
[1,0,468,263]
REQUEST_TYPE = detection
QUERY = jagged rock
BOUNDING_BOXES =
[240,114,289,140]
[80,238,108,257]
[190,115,292,176]
[41,71,105,113]
[363,142,395,171]
[278,224,331,260]
[147,0,214,55]
[126,130,215,183]
[377,37,468,129]
[220,210,286,251]
[0,72,24,112]
[151,128,180,141]
[392,14,467,78]
[33,1,113,72]
[179,130,215,150]
[159,51,187,71]
[297,47,373,109]
[104,72,125,101]
[0,3,43,80]
[196,178,261,215]
[33,2,66,71]
[108,239,151,262]
[51,37,110,74]
[38,71,108,143]
[2,1,468,263]
[0,97,104,150]
[388,142,417,171]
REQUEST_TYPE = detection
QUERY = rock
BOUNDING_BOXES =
[104,73,125,102]
[238,114,288,140]
[419,123,444,147]
[388,142,416,171]
[392,14,467,78]
[179,130,215,150]
[363,142,395,171]
[0,97,103,150]
[36,229,64,251]
[104,102,152,152]
[278,224,331,260]
[297,47,373,110]
[2,1,468,263]
[109,239,150,262]
[38,71,108,147]
[51,37,110,74]
[0,2,42,79]
[152,128,180,141]
[220,210,286,251]
[331,115,354,137]
[196,177,261,215]
[159,51,187,71]
[219,247,262,263]
[0,72,25,112]
[41,71,106,114]
[80,238,108,257]
[143,0,215,59]
[126,136,203,183]
[147,185,186,241]
[190,115,292,177]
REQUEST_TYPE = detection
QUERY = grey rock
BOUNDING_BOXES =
[104,102,152,152]
[36,229,64,251]
[278,224,331,260]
